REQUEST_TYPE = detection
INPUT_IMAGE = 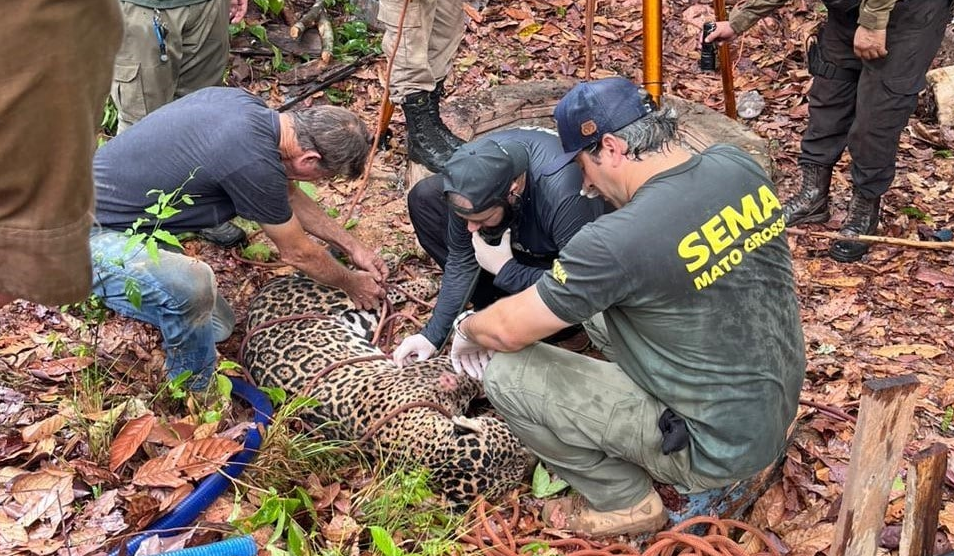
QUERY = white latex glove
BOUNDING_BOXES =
[450,329,495,380]
[471,230,513,275]
[392,334,437,367]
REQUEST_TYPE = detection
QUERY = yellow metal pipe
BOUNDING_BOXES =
[642,0,663,103]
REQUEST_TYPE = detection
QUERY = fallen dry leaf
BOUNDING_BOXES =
[12,468,74,527]
[20,414,66,443]
[109,414,156,472]
[132,437,241,487]
[870,344,946,359]
[783,521,835,556]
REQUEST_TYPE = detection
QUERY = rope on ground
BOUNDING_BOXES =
[461,496,780,556]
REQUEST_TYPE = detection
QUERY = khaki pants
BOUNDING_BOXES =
[483,342,732,512]
[112,0,229,133]
[379,0,464,103]
[0,0,121,305]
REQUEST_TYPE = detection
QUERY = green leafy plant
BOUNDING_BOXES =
[934,149,953,159]
[333,20,381,58]
[162,371,194,403]
[531,463,568,498]
[323,86,355,105]
[297,181,320,201]
[369,526,404,556]
[251,389,349,492]
[241,242,278,262]
[101,97,119,136]
[236,488,315,556]
[253,0,285,16]
[899,206,930,222]
[355,466,461,556]
[941,405,953,432]
[116,171,199,309]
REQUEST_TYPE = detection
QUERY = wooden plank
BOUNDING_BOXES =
[832,375,920,556]
[900,443,948,556]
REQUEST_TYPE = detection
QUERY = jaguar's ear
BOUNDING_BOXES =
[451,415,484,436]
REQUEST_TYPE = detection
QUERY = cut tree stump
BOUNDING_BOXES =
[901,443,948,556]
[832,375,921,556]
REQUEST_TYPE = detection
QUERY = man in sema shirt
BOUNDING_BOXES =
[449,78,806,536]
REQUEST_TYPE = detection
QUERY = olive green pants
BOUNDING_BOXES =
[0,0,121,305]
[483,341,731,512]
[379,0,464,103]
[112,0,229,133]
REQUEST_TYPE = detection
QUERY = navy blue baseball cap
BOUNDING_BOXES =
[442,137,529,214]
[542,77,655,175]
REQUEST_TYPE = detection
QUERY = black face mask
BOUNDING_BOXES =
[477,194,521,246]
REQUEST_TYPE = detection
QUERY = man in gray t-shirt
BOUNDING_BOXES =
[449,78,805,537]
[91,87,389,389]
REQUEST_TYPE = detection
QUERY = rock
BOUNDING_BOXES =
[926,65,954,128]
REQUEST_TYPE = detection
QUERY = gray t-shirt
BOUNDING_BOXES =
[94,87,292,233]
[537,144,805,480]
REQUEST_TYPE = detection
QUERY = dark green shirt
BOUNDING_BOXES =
[537,145,805,480]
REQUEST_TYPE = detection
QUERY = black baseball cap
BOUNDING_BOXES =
[442,137,530,214]
[542,77,655,175]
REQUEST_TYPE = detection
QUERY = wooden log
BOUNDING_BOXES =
[290,1,324,40]
[832,375,920,556]
[900,443,948,556]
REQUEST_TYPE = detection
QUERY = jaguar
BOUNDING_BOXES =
[242,273,533,504]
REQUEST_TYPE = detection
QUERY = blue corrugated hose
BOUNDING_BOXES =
[158,534,256,556]
[108,378,273,556]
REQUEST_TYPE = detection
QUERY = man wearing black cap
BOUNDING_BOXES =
[449,77,805,536]
[392,128,605,367]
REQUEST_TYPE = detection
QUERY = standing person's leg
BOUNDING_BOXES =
[783,10,859,226]
[380,0,458,171]
[0,0,121,306]
[175,0,230,98]
[427,0,464,80]
[424,0,465,149]
[380,0,438,103]
[830,0,951,261]
[89,229,234,389]
[112,3,179,133]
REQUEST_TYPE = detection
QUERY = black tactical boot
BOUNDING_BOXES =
[403,90,457,173]
[829,193,880,263]
[782,164,832,226]
[198,221,248,249]
[430,80,465,151]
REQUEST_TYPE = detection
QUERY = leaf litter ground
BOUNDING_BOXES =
[1,1,953,555]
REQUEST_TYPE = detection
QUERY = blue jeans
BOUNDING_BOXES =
[89,227,235,389]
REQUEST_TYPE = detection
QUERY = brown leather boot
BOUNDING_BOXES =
[829,193,880,262]
[541,490,668,537]
[782,164,832,226]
